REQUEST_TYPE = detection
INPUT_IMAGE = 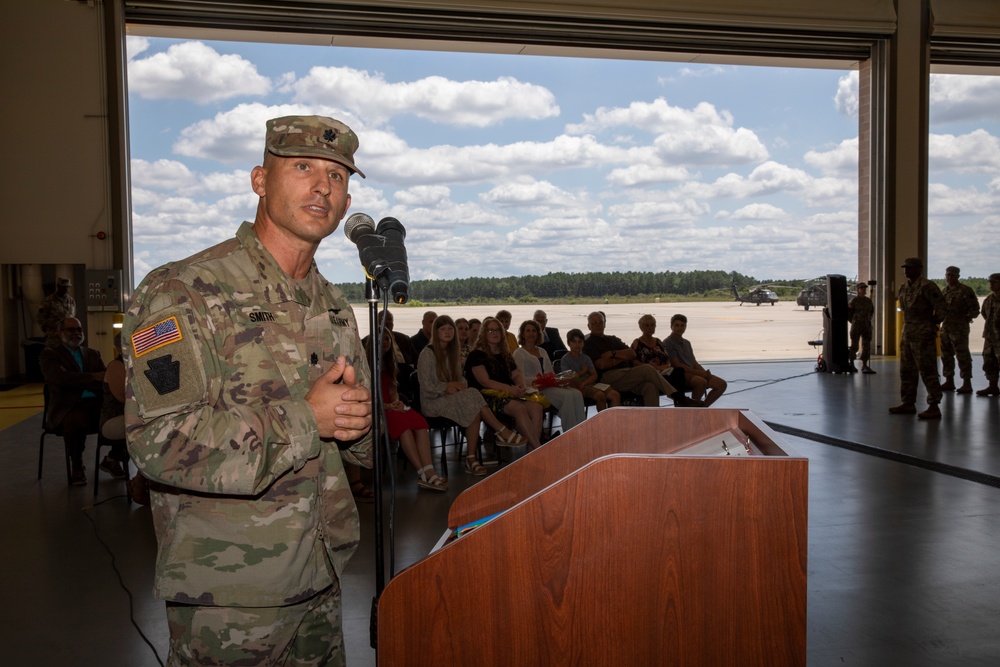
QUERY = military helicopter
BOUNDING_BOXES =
[731,280,779,306]
[796,283,827,310]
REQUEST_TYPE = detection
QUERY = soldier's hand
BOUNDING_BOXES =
[306,356,372,441]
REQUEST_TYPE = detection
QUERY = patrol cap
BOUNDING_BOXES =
[989,273,1000,282]
[57,277,71,287]
[857,282,868,289]
[945,266,960,275]
[901,257,923,268]
[264,116,365,179]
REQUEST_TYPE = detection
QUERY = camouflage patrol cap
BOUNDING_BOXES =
[901,257,923,268]
[264,116,365,178]
[57,277,71,287]
[945,266,960,275]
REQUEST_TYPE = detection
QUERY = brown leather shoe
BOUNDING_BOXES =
[888,403,917,415]
[918,404,942,420]
[956,382,973,395]
[940,378,956,392]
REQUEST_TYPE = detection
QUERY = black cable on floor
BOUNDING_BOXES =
[82,496,166,667]
[765,421,1000,489]
[722,370,818,395]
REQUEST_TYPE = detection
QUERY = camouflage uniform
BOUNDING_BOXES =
[36,291,76,348]
[847,293,874,364]
[940,278,980,382]
[982,290,999,385]
[897,275,946,405]
[125,221,371,666]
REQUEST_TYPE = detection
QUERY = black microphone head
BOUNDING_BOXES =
[344,212,376,243]
[376,216,405,241]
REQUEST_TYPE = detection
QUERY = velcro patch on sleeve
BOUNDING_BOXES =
[130,313,208,419]
[131,316,183,358]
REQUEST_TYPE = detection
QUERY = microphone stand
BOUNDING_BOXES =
[366,276,386,653]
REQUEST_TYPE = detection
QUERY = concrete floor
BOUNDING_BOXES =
[2,357,998,666]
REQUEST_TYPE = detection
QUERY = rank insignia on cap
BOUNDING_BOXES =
[323,129,336,142]
[144,354,181,395]
[132,316,183,358]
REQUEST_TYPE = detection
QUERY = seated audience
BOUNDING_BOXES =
[559,329,620,411]
[368,330,446,491]
[495,309,520,352]
[513,320,587,431]
[465,319,482,365]
[362,309,417,366]
[663,313,728,407]
[466,316,544,451]
[631,314,687,392]
[534,309,568,359]
[582,311,701,408]
[410,310,437,357]
[98,332,128,479]
[455,317,473,368]
[418,315,524,476]
[39,317,119,485]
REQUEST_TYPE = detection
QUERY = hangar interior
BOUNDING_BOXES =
[1,2,999,666]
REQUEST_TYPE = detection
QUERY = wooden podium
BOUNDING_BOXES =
[377,408,807,666]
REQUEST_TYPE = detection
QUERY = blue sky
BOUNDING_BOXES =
[126,36,1000,286]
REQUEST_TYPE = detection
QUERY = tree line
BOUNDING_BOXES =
[334,270,997,305]
[335,270,760,303]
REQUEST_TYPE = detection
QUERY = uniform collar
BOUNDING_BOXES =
[237,221,337,311]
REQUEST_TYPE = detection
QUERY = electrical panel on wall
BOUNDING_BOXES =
[85,269,124,312]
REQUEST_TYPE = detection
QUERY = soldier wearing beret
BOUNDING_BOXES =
[978,272,1000,397]
[124,116,373,666]
[889,257,947,420]
[939,266,980,394]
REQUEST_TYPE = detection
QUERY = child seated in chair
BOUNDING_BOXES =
[559,329,620,411]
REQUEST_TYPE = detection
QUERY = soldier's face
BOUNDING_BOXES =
[990,278,1000,294]
[945,272,959,286]
[904,265,921,282]
[252,156,351,245]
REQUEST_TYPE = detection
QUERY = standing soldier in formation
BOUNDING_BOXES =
[890,257,947,420]
[977,272,1000,397]
[939,266,980,394]
[847,282,876,374]
[36,277,76,348]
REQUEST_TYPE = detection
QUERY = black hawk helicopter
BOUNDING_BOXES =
[731,280,779,306]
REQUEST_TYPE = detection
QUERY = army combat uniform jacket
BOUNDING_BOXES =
[124,222,372,608]
[898,277,946,341]
[942,282,981,333]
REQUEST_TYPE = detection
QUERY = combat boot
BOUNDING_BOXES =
[977,383,1000,397]
[918,404,942,420]
[940,377,956,392]
[888,403,917,415]
[956,380,973,394]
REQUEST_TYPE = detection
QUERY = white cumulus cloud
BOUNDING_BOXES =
[290,67,559,127]
[128,41,271,103]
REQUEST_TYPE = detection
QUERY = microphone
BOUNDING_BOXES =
[375,217,410,305]
[343,213,410,304]
[344,212,376,243]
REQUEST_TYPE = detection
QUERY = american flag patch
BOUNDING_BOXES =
[132,316,183,357]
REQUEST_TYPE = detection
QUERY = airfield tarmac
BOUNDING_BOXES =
[368,299,987,362]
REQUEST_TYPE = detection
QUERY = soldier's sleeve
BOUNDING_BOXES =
[967,288,981,321]
[334,299,373,469]
[929,283,948,324]
[124,272,322,496]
